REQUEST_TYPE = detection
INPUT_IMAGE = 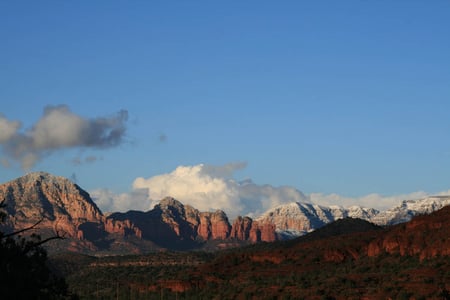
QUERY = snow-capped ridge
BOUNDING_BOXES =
[371,195,450,226]
[256,196,450,239]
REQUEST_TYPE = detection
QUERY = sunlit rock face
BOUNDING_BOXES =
[197,210,231,240]
[230,216,277,242]
[0,172,103,238]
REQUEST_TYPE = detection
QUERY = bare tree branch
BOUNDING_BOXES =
[31,235,65,249]
[1,218,44,239]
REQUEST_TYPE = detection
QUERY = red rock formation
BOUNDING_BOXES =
[230,216,253,240]
[0,172,103,239]
[257,221,277,242]
[152,198,231,240]
[197,213,212,240]
[248,224,260,242]
[367,205,450,260]
[205,210,231,240]
[230,217,277,242]
[104,218,142,238]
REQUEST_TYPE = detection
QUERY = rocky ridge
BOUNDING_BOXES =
[0,172,275,253]
[256,202,380,237]
[370,196,450,225]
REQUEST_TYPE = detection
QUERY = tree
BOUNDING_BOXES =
[0,201,74,299]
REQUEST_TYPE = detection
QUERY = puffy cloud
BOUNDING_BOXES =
[133,164,242,217]
[132,163,307,218]
[90,188,150,213]
[0,105,128,169]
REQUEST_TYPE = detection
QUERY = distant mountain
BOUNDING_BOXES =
[1,172,449,254]
[256,196,450,238]
[370,196,450,225]
[255,202,379,238]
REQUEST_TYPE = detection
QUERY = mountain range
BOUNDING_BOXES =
[0,171,449,253]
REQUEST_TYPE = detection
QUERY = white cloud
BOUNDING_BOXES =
[133,164,243,217]
[90,188,150,213]
[132,163,307,219]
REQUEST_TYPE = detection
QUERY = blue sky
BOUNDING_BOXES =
[1,1,450,215]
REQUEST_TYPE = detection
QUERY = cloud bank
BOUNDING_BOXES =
[0,105,128,169]
[132,163,307,218]
[91,163,450,218]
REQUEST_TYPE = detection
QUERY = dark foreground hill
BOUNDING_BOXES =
[51,206,450,299]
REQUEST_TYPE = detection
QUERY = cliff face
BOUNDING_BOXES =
[107,197,273,249]
[197,210,231,240]
[156,198,232,240]
[229,216,276,242]
[0,172,103,239]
